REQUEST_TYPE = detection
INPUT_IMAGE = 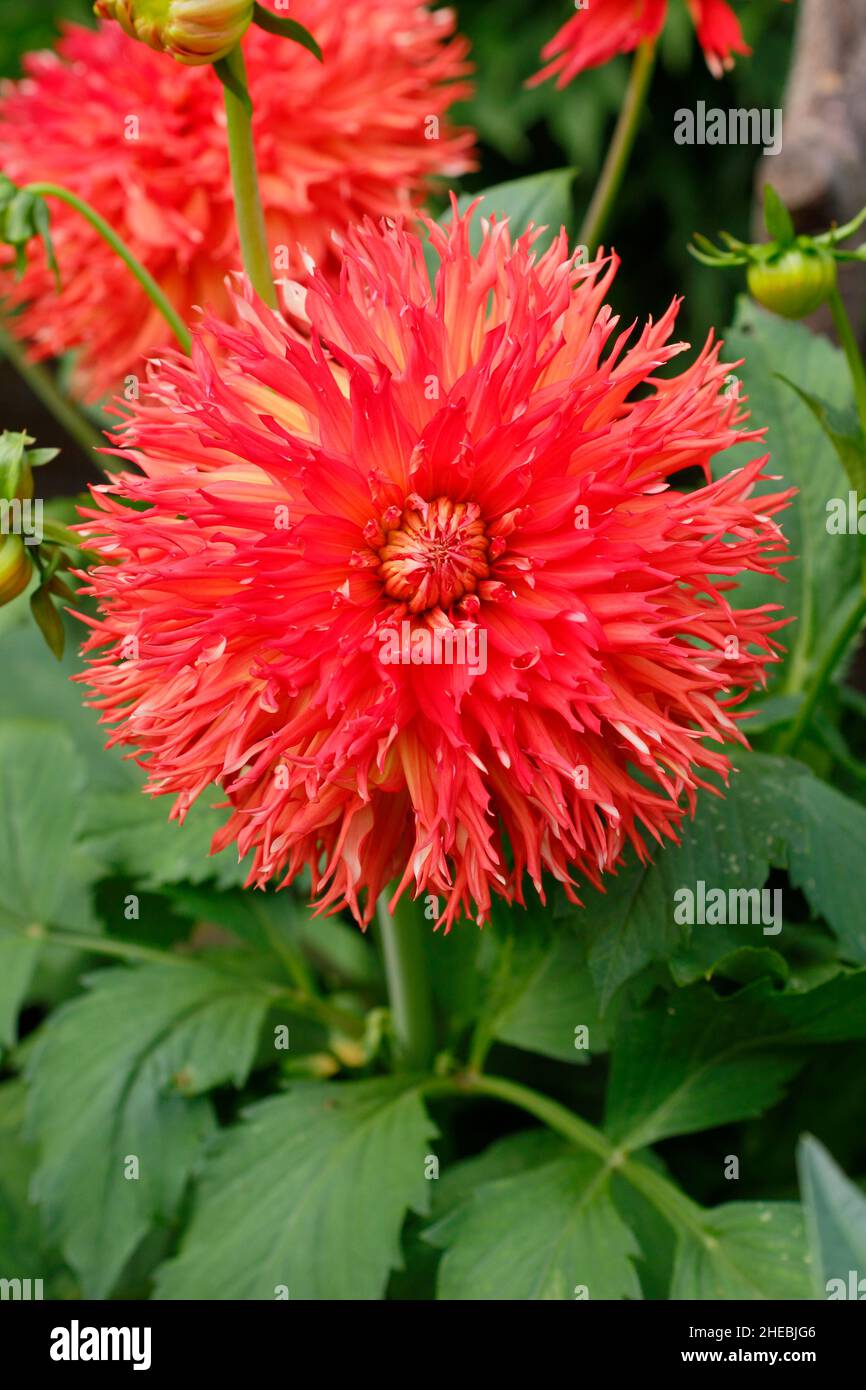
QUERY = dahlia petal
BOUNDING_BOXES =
[530,0,668,88]
[687,0,751,75]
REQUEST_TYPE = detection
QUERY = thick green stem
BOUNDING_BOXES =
[578,41,656,256]
[828,285,866,445]
[221,46,277,308]
[26,183,191,355]
[775,587,866,755]
[376,890,436,1070]
[0,324,105,467]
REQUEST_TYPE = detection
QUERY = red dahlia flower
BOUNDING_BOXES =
[532,0,759,87]
[76,207,791,929]
[0,4,472,399]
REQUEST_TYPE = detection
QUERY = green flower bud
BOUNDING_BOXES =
[691,185,861,323]
[94,0,253,66]
[746,247,838,321]
[0,431,56,504]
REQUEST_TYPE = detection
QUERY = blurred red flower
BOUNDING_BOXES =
[0,3,473,399]
[532,0,760,87]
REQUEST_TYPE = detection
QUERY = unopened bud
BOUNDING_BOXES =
[94,0,254,65]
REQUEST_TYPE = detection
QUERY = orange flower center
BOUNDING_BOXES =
[377,496,489,613]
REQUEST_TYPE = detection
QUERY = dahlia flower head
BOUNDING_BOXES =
[0,2,472,399]
[76,206,791,930]
[533,0,775,86]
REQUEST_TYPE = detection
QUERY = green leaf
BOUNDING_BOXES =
[0,428,56,501]
[252,3,322,60]
[81,788,248,890]
[430,1128,568,1224]
[427,1154,642,1300]
[731,755,866,965]
[25,961,269,1297]
[797,1134,866,1298]
[423,918,486,1043]
[762,184,795,245]
[611,1156,677,1301]
[717,300,860,693]
[671,1202,811,1299]
[213,55,252,117]
[672,918,844,993]
[0,720,98,1046]
[29,584,65,660]
[671,933,790,989]
[0,623,248,890]
[606,973,866,1150]
[155,1078,436,1300]
[577,856,684,1012]
[0,1081,74,1296]
[572,751,866,1007]
[0,176,59,286]
[0,622,137,793]
[738,691,804,735]
[0,932,40,1051]
[605,985,801,1148]
[778,376,866,500]
[478,904,606,1063]
[443,169,577,254]
[167,883,381,988]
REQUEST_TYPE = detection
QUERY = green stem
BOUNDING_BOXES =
[619,1152,708,1240]
[32,923,363,1037]
[463,1071,611,1160]
[220,46,277,308]
[265,983,365,1038]
[467,1018,494,1074]
[775,587,866,755]
[376,889,436,1070]
[26,183,191,355]
[35,924,177,967]
[449,1070,708,1240]
[0,324,106,468]
[578,40,656,256]
[828,285,866,444]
